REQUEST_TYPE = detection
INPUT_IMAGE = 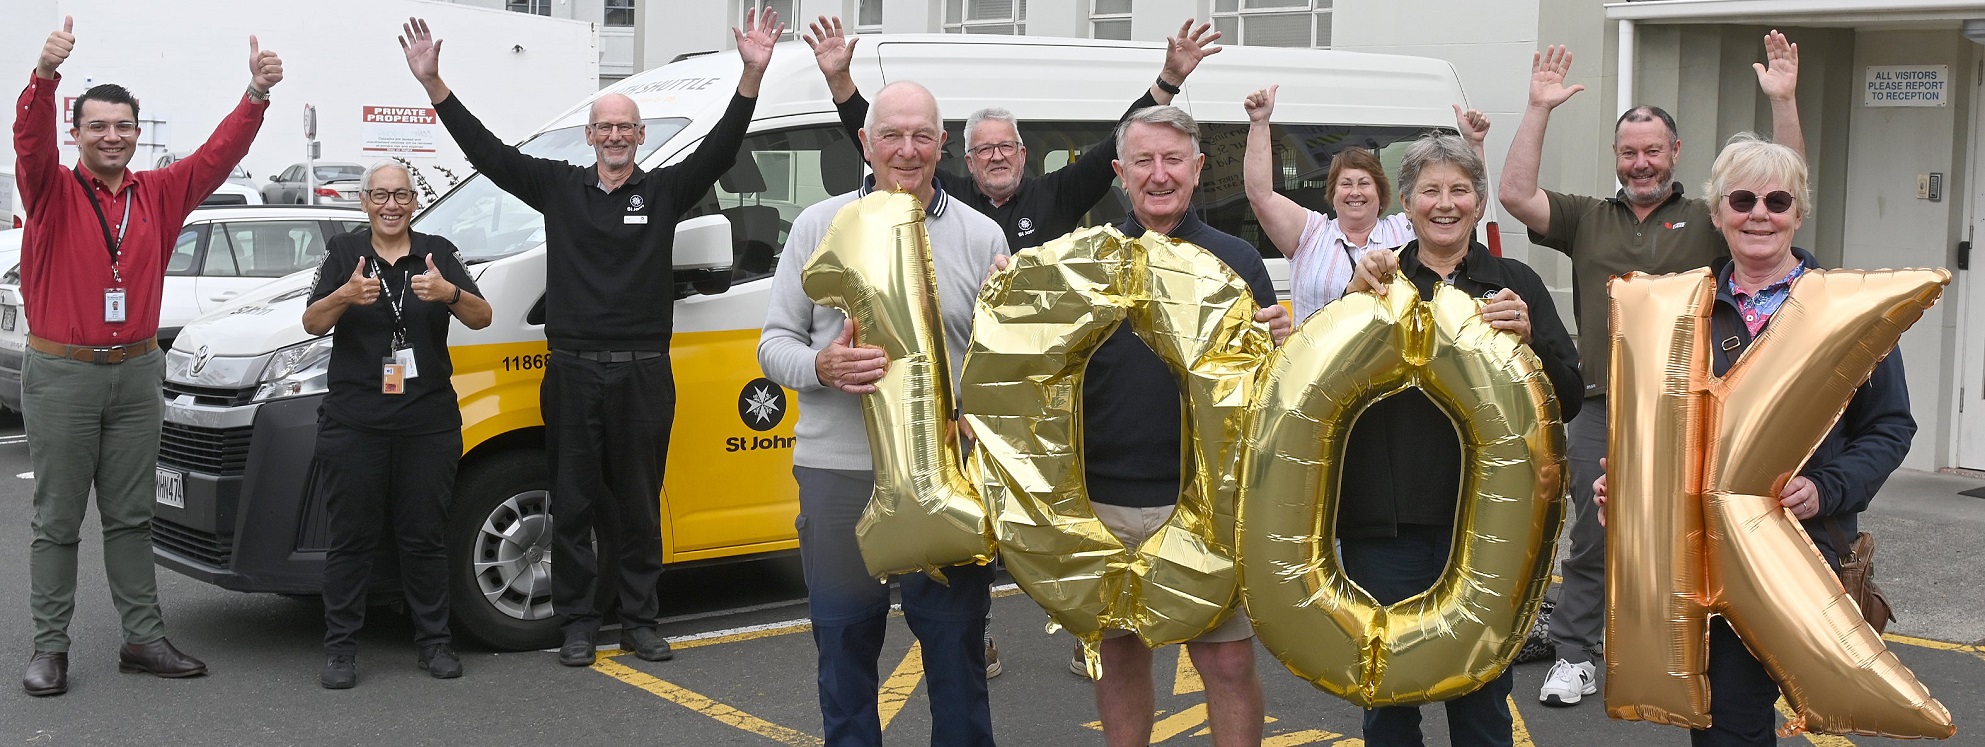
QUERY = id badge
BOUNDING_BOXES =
[104,288,127,323]
[394,346,419,380]
[382,358,406,395]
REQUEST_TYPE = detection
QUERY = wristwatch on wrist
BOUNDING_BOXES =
[246,85,270,104]
[1154,77,1182,95]
[447,287,463,305]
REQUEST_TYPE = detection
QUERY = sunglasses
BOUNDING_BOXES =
[1725,189,1795,214]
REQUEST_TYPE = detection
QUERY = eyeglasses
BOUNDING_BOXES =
[588,122,643,135]
[365,189,417,205]
[80,120,139,136]
[969,142,1020,158]
[1725,189,1794,214]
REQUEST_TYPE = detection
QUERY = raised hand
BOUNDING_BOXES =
[249,36,284,93]
[411,254,456,303]
[1161,19,1222,87]
[1453,104,1490,146]
[1754,29,1798,102]
[734,6,783,73]
[37,17,74,79]
[1244,85,1278,125]
[1528,45,1584,110]
[803,15,856,78]
[338,261,381,306]
[399,17,443,84]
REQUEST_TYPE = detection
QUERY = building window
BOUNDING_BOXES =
[506,0,550,16]
[742,0,799,41]
[944,0,1026,35]
[605,0,635,27]
[1212,0,1331,48]
[855,0,883,33]
[1091,0,1131,40]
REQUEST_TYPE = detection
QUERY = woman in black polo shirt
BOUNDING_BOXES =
[302,162,490,689]
[1338,134,1582,746]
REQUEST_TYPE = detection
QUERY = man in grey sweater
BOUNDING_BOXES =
[757,81,1007,746]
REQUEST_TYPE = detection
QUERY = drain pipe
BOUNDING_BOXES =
[1618,18,1636,116]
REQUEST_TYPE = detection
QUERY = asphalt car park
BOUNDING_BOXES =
[0,409,1980,745]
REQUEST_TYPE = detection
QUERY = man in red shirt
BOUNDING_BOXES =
[13,17,283,697]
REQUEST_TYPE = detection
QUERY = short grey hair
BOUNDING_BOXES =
[863,80,941,135]
[1114,105,1200,157]
[360,160,412,192]
[1704,132,1811,221]
[964,107,1019,150]
[1396,133,1488,203]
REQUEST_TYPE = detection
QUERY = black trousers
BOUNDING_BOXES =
[1689,617,1782,746]
[543,351,674,635]
[317,419,460,655]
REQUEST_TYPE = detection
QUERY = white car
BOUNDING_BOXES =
[2,169,19,230]
[0,204,365,411]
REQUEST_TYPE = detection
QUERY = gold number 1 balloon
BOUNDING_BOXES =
[801,190,994,581]
[1605,268,1955,739]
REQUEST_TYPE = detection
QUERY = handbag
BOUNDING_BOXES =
[1514,598,1556,664]
[1824,518,1896,634]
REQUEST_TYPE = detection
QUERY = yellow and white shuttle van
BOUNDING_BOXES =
[153,35,1472,649]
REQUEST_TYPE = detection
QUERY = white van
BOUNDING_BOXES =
[155,35,1471,649]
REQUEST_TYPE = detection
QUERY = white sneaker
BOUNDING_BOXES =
[1539,659,1597,707]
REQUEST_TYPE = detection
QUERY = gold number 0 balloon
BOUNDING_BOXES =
[961,226,1271,669]
[1606,268,1955,739]
[1235,274,1567,707]
[801,190,995,581]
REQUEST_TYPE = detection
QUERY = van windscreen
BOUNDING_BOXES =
[413,117,690,262]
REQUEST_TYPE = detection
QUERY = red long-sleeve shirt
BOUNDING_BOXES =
[12,72,266,346]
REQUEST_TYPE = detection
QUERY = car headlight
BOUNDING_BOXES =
[252,337,333,402]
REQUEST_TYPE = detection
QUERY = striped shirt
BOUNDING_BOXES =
[1289,211,1414,320]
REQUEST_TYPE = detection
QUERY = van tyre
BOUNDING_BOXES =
[448,452,563,651]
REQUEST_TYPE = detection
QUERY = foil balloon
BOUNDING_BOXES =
[961,225,1271,674]
[1236,274,1566,708]
[801,190,994,581]
[1605,268,1955,739]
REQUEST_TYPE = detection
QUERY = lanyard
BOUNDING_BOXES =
[71,168,133,285]
[368,257,413,350]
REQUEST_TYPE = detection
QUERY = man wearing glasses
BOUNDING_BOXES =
[14,17,283,696]
[400,10,780,668]
[1496,36,1803,709]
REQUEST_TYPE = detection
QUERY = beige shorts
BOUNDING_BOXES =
[1090,502,1255,643]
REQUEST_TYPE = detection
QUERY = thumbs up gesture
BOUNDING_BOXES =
[338,261,381,306]
[411,254,456,303]
[248,35,284,93]
[37,17,74,79]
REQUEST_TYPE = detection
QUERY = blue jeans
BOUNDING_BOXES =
[1689,617,1780,746]
[795,466,995,747]
[1342,524,1515,747]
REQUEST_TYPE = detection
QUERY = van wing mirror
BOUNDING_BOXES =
[674,213,735,297]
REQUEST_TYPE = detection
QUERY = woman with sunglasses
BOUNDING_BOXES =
[301,161,491,689]
[1598,134,1915,746]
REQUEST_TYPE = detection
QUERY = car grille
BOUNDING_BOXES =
[158,422,253,475]
[163,381,258,407]
[152,517,232,567]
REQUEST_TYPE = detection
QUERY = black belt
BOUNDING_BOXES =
[556,349,664,363]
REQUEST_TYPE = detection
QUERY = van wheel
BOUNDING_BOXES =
[448,453,561,650]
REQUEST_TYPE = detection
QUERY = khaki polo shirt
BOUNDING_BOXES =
[1530,184,1725,399]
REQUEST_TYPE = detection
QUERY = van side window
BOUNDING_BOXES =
[1196,122,1427,259]
[939,119,1132,231]
[690,124,863,285]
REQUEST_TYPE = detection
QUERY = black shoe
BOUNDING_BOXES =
[418,644,463,679]
[620,627,674,662]
[118,638,207,678]
[23,651,67,696]
[320,654,356,689]
[558,630,596,667]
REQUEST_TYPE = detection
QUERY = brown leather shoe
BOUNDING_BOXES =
[118,638,207,678]
[23,651,67,696]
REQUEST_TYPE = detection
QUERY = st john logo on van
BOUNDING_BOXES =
[737,377,786,431]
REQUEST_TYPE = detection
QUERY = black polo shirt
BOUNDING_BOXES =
[309,230,482,435]
[434,92,754,352]
[1081,213,1278,508]
[836,90,1156,250]
[1335,240,1582,538]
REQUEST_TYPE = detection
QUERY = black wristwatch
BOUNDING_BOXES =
[1154,77,1181,95]
[447,287,462,305]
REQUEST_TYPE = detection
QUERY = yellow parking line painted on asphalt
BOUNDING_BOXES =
[1506,695,1536,747]
[1775,699,1857,746]
[1882,632,1985,665]
[1262,729,1344,746]
[1174,647,1205,695]
[876,642,923,731]
[1150,703,1210,742]
[593,656,823,746]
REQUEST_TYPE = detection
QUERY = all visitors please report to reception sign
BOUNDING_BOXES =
[1865,65,1949,107]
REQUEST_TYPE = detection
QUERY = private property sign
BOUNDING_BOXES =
[1865,65,1948,107]
[360,105,439,155]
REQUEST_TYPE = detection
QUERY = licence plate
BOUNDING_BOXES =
[2,304,15,332]
[155,466,183,508]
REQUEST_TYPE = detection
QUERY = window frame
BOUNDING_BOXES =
[604,0,635,27]
[1090,0,1132,40]
[943,0,1027,35]
[1211,0,1332,49]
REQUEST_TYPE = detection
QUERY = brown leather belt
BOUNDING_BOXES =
[27,335,158,365]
